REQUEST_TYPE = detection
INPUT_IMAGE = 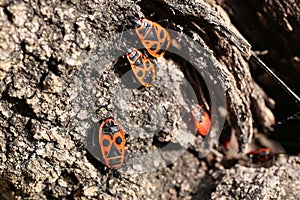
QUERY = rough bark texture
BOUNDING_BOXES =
[0,0,299,199]
[212,156,300,199]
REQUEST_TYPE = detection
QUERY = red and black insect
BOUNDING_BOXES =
[246,148,271,162]
[125,47,157,87]
[86,118,139,197]
[98,117,125,169]
[133,18,171,58]
[190,103,211,136]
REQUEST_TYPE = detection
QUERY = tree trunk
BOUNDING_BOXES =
[0,0,299,199]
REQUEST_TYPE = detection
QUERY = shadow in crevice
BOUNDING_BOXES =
[0,177,19,200]
[191,173,219,200]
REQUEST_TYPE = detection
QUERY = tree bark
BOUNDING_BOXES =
[0,0,298,199]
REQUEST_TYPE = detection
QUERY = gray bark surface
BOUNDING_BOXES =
[0,0,299,199]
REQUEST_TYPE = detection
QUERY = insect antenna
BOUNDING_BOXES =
[250,51,300,107]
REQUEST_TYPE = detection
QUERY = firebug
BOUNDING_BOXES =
[133,18,171,58]
[86,118,140,197]
[125,47,157,87]
[98,117,125,169]
[190,103,211,136]
[246,148,271,162]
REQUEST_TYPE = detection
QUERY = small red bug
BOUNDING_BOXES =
[86,118,139,197]
[224,137,231,149]
[125,47,157,87]
[246,148,271,162]
[190,103,211,136]
[133,18,171,58]
[99,118,125,169]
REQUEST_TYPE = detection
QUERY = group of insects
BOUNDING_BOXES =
[125,18,171,87]
[92,18,212,170]
[90,17,298,175]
